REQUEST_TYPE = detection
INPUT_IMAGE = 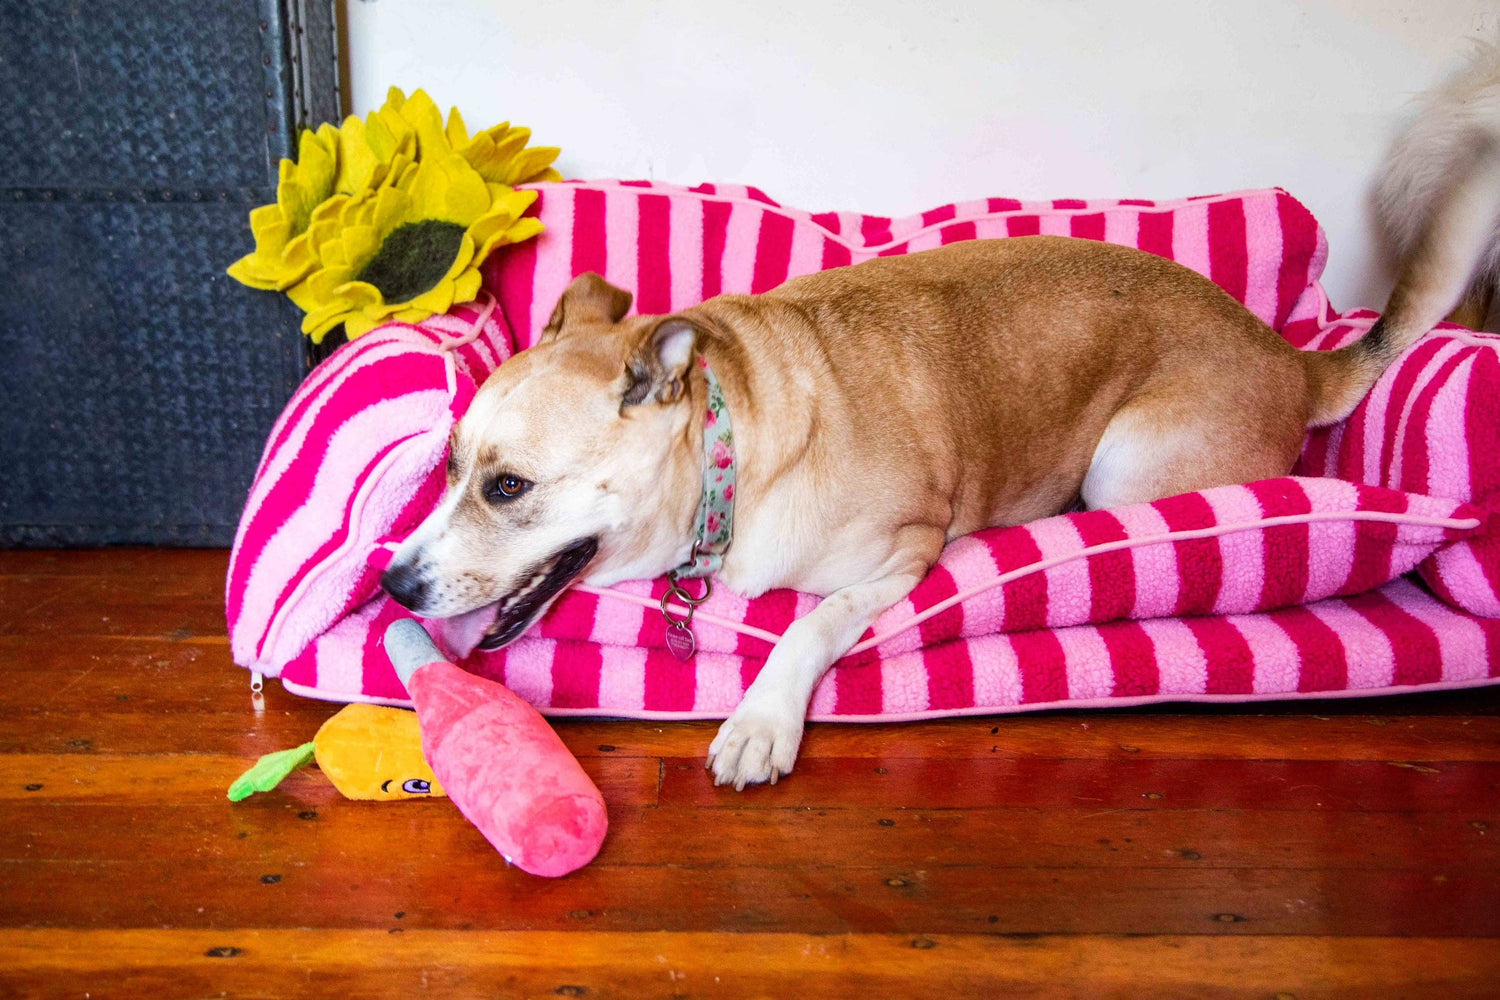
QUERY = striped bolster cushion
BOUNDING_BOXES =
[228,181,1500,714]
[226,303,510,673]
[515,477,1481,663]
[1297,315,1500,616]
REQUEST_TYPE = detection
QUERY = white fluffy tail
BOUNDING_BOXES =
[1374,41,1500,332]
[1307,43,1500,426]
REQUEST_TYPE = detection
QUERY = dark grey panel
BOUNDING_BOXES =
[0,1,340,546]
[0,1,285,189]
[0,199,306,545]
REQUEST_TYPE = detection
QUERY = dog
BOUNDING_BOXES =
[384,53,1500,791]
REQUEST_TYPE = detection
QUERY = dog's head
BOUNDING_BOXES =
[382,273,706,650]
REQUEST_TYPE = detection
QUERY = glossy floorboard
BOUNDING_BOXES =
[1,550,1496,998]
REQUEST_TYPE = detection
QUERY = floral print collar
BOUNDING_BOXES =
[672,357,735,580]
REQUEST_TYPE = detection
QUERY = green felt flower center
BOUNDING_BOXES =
[356,220,466,303]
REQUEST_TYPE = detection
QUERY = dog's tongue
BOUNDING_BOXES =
[426,601,500,660]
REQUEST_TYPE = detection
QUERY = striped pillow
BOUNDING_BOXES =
[485,181,1329,351]
[226,303,510,675]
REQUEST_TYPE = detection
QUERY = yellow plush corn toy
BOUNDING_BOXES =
[228,703,446,801]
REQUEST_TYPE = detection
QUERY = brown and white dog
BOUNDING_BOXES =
[384,54,1500,790]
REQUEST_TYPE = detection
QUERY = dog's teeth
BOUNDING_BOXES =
[482,550,579,646]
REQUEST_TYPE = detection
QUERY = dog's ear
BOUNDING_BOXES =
[622,317,699,407]
[538,272,633,343]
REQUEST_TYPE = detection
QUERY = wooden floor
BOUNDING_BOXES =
[1,549,1498,998]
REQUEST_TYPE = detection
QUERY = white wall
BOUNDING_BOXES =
[345,0,1498,312]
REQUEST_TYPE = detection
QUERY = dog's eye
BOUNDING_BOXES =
[487,474,531,503]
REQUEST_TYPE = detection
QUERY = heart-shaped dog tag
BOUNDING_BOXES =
[664,621,697,661]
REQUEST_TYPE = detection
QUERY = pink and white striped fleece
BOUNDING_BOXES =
[227,181,1500,718]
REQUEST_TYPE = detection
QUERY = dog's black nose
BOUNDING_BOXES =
[381,562,430,611]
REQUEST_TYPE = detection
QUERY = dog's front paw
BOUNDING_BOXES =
[706,696,804,791]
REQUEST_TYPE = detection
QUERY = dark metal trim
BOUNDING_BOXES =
[258,0,295,172]
[286,0,344,134]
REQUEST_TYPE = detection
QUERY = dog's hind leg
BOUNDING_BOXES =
[1079,396,1304,511]
[707,524,945,790]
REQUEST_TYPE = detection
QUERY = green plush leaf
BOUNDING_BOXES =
[227,742,316,802]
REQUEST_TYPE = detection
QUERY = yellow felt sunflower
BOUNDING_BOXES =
[228,87,560,341]
[295,150,545,340]
[225,124,342,291]
[390,88,564,186]
[227,109,421,292]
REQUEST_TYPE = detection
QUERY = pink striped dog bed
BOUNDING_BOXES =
[227,181,1500,717]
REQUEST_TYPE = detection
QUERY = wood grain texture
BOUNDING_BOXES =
[4,930,1498,1000]
[7,857,1499,936]
[6,803,1495,869]
[1,548,1497,998]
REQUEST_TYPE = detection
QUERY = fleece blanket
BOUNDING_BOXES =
[227,181,1500,717]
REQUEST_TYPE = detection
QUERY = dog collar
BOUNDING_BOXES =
[672,358,736,580]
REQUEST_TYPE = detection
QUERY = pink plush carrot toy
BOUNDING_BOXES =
[384,618,608,877]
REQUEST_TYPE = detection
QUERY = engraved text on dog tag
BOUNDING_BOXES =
[665,621,697,661]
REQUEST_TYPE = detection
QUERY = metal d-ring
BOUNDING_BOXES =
[662,574,713,629]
